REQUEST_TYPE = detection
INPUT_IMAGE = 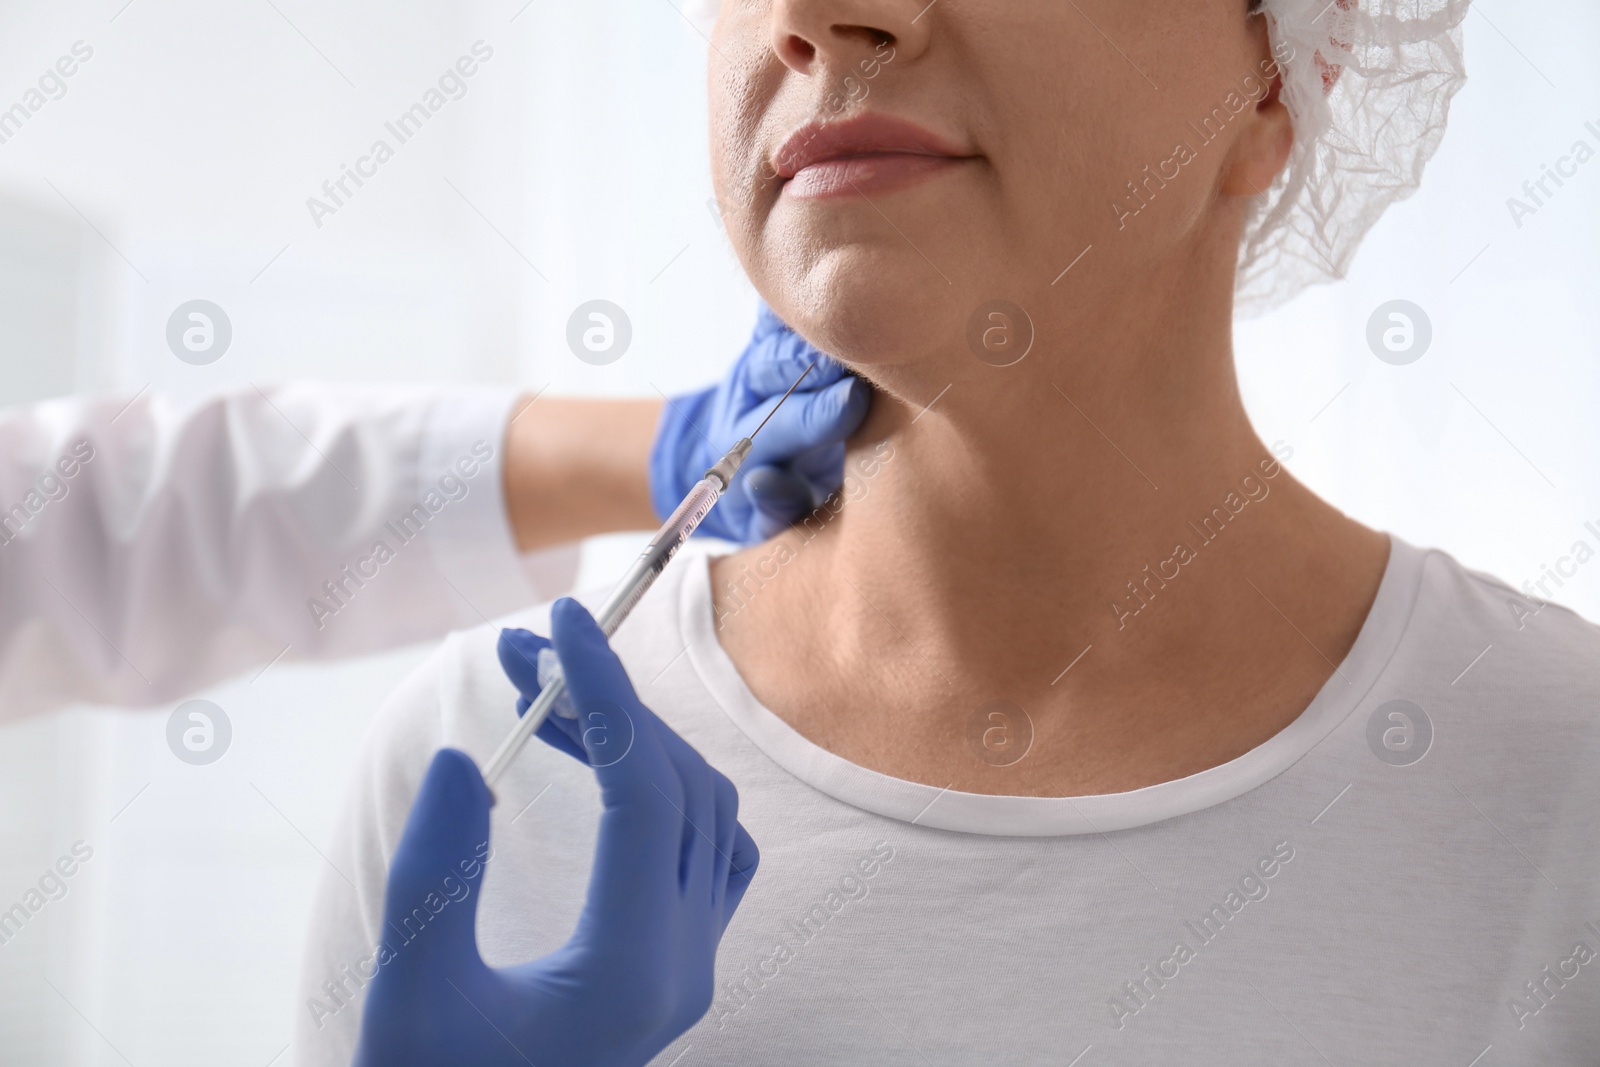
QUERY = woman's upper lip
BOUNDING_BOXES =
[772,113,972,180]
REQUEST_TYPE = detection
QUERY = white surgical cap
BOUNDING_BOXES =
[684,0,1472,314]
[1240,0,1470,312]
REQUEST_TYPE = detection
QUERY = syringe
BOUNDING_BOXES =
[480,360,819,790]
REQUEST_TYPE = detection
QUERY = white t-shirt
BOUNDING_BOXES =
[294,536,1600,1066]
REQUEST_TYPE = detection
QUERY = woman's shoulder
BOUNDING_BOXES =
[1402,540,1600,715]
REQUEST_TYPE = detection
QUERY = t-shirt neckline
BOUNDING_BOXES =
[680,534,1425,836]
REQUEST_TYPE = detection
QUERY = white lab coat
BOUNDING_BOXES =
[0,383,577,721]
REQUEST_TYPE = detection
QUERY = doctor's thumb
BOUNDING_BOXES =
[376,748,493,977]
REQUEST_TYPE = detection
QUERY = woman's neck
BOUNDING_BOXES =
[712,290,1389,796]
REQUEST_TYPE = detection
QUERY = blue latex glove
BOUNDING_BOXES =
[352,599,759,1067]
[651,302,870,543]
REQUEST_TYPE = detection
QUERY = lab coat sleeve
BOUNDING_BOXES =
[0,383,578,721]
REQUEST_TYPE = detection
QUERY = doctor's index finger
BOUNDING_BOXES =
[742,331,854,398]
[745,376,869,468]
[547,599,680,789]
[549,599,640,712]
[497,627,551,700]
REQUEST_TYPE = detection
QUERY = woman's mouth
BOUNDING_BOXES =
[771,113,976,199]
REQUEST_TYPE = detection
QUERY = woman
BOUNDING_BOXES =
[300,0,1600,1063]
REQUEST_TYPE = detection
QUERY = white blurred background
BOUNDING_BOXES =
[0,1,1595,1063]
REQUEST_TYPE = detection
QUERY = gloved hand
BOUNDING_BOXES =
[651,302,869,543]
[353,598,759,1067]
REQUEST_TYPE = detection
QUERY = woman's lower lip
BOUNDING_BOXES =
[783,153,966,199]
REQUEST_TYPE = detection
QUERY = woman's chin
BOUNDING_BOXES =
[760,254,970,370]
[788,301,956,373]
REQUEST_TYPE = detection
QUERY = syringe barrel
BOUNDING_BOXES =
[481,674,567,788]
[482,471,729,792]
[596,474,723,634]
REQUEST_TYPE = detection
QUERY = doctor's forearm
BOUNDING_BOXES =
[502,396,662,552]
[0,384,584,718]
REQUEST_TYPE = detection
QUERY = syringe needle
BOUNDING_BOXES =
[482,356,827,795]
[748,358,819,442]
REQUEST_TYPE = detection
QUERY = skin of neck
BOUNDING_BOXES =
[711,199,1390,797]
